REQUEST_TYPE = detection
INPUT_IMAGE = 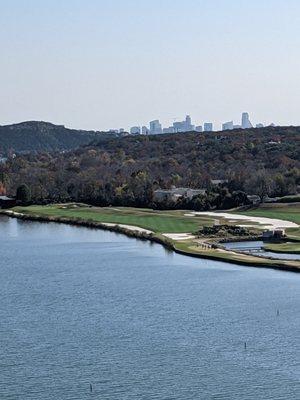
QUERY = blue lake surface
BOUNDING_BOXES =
[0,215,299,399]
[224,240,300,260]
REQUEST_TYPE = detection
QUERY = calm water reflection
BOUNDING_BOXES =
[0,216,299,399]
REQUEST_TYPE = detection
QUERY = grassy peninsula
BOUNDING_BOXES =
[3,202,300,273]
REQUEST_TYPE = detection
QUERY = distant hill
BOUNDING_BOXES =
[0,121,121,154]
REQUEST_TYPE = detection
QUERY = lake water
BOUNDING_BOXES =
[224,240,300,260]
[0,216,299,399]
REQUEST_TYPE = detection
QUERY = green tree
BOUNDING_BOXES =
[16,184,31,204]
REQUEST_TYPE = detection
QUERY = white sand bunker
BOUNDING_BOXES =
[102,223,153,234]
[191,212,298,230]
[3,211,24,217]
[163,233,196,241]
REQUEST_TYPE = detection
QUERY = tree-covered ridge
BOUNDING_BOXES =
[1,126,300,209]
[0,121,121,154]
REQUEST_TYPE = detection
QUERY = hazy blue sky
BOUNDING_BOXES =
[1,0,300,130]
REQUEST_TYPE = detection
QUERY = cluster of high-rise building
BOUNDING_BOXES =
[128,115,213,135]
[221,112,266,131]
[111,112,270,135]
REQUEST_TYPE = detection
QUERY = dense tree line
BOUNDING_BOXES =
[1,126,300,210]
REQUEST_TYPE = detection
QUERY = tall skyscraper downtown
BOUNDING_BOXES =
[149,120,162,134]
[222,121,234,131]
[142,126,149,135]
[130,126,141,134]
[185,115,191,126]
[204,123,213,132]
[241,112,253,129]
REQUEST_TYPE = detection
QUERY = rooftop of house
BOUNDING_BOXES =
[154,187,205,193]
[210,179,228,185]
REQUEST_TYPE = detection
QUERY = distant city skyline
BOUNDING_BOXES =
[120,112,272,135]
